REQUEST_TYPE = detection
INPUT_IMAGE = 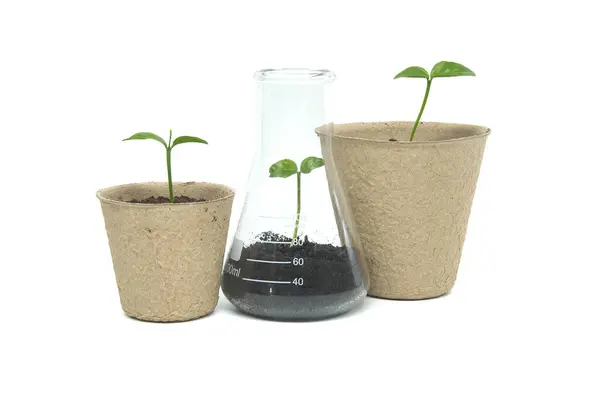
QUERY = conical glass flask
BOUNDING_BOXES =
[222,68,369,320]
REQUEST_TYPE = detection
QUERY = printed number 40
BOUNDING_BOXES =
[292,278,304,286]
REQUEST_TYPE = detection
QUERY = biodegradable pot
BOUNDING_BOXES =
[97,182,234,321]
[319,122,490,299]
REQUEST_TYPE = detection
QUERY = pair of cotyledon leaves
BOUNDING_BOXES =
[269,157,324,178]
[123,132,208,149]
[394,61,475,80]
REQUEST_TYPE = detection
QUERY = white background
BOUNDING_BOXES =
[1,0,599,398]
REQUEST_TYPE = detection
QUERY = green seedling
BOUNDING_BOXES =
[394,61,475,142]
[269,156,325,244]
[122,130,208,203]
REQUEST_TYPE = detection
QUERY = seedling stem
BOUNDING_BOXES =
[292,172,301,242]
[268,156,325,245]
[411,79,432,142]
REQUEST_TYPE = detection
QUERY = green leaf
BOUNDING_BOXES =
[394,66,429,79]
[430,61,475,79]
[122,132,167,148]
[269,159,298,178]
[300,156,324,174]
[171,135,208,148]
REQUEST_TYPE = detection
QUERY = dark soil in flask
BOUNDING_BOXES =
[222,232,367,320]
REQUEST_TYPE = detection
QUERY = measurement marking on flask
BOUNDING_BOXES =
[242,278,291,284]
[246,259,292,264]
[224,263,241,277]
[258,240,291,244]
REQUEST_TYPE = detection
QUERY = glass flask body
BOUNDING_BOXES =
[222,69,368,320]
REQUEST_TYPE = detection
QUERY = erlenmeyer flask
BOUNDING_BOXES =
[221,68,369,320]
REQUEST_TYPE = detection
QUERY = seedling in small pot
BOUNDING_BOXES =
[269,156,324,244]
[394,61,475,142]
[123,130,208,203]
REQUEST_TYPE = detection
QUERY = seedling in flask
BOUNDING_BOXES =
[268,156,325,244]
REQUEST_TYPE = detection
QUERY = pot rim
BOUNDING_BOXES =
[317,121,491,146]
[96,181,235,207]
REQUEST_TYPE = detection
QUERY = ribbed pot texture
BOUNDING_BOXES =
[319,122,490,299]
[97,182,234,321]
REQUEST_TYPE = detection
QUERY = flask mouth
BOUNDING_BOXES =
[254,68,336,83]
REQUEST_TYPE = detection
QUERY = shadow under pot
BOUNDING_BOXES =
[97,181,234,322]
[318,122,490,300]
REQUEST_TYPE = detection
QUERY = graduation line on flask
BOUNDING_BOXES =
[246,259,292,264]
[242,278,292,284]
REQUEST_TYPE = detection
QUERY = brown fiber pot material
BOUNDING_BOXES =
[97,182,234,321]
[318,122,490,299]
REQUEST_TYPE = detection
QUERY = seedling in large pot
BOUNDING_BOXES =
[268,156,324,245]
[123,130,208,203]
[394,61,475,141]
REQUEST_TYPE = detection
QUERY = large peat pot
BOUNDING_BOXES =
[319,122,490,299]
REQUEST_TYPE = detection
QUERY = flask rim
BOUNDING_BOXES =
[254,68,335,84]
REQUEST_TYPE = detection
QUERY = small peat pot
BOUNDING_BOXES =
[97,181,234,321]
[319,122,490,299]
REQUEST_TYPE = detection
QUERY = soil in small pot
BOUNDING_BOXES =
[128,195,205,204]
[222,232,366,320]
